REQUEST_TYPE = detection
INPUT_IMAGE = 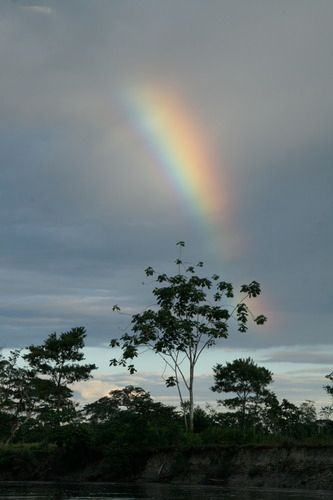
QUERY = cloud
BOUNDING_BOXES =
[73,379,117,403]
[272,370,330,409]
[0,1,332,407]
[21,5,53,15]
[72,369,216,407]
[261,347,333,366]
[71,362,332,413]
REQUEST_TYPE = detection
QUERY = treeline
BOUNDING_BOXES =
[0,326,332,480]
[1,247,333,480]
[0,327,332,445]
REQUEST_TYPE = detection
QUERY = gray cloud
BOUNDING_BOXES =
[72,365,332,412]
[0,1,332,411]
[260,347,333,366]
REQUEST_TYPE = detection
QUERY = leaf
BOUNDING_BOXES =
[109,358,119,366]
[144,266,155,276]
[254,315,267,325]
[186,266,195,273]
[218,281,234,297]
[176,241,185,247]
[165,376,177,387]
[112,304,121,312]
[241,281,261,298]
[110,339,120,348]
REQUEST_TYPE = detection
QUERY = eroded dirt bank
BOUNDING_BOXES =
[141,444,333,490]
[1,443,333,490]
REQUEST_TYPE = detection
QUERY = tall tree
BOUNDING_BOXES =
[321,371,333,419]
[211,357,273,435]
[324,371,333,397]
[0,350,37,443]
[24,327,96,427]
[110,242,266,431]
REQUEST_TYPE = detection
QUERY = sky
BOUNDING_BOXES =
[1,0,333,410]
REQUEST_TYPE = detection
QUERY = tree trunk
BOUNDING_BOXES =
[241,396,246,437]
[174,363,188,432]
[5,421,20,445]
[189,362,194,432]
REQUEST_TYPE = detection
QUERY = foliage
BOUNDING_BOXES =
[0,311,331,479]
[110,242,267,431]
[0,443,55,480]
[0,350,38,443]
[24,327,97,428]
[320,371,333,422]
[83,385,182,449]
[320,404,333,420]
[211,357,273,434]
[0,381,330,481]
[84,385,177,421]
[324,371,333,397]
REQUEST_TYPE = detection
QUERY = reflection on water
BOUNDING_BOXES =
[0,482,331,500]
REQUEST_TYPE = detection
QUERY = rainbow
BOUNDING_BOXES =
[123,84,226,225]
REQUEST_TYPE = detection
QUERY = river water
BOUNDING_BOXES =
[0,483,331,499]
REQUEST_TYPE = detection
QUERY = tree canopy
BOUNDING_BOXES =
[24,326,97,426]
[211,357,273,434]
[110,242,267,431]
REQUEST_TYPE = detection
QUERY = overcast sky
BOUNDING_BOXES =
[1,0,332,409]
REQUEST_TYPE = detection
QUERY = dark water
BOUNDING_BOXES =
[0,483,331,500]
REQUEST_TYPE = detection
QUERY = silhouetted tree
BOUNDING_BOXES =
[212,357,273,435]
[110,243,266,431]
[0,350,37,443]
[324,371,333,398]
[24,327,96,427]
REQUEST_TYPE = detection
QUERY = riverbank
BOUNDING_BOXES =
[0,443,333,490]
[0,481,331,499]
[141,443,333,490]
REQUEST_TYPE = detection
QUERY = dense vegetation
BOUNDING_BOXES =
[0,327,332,481]
[0,246,332,480]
